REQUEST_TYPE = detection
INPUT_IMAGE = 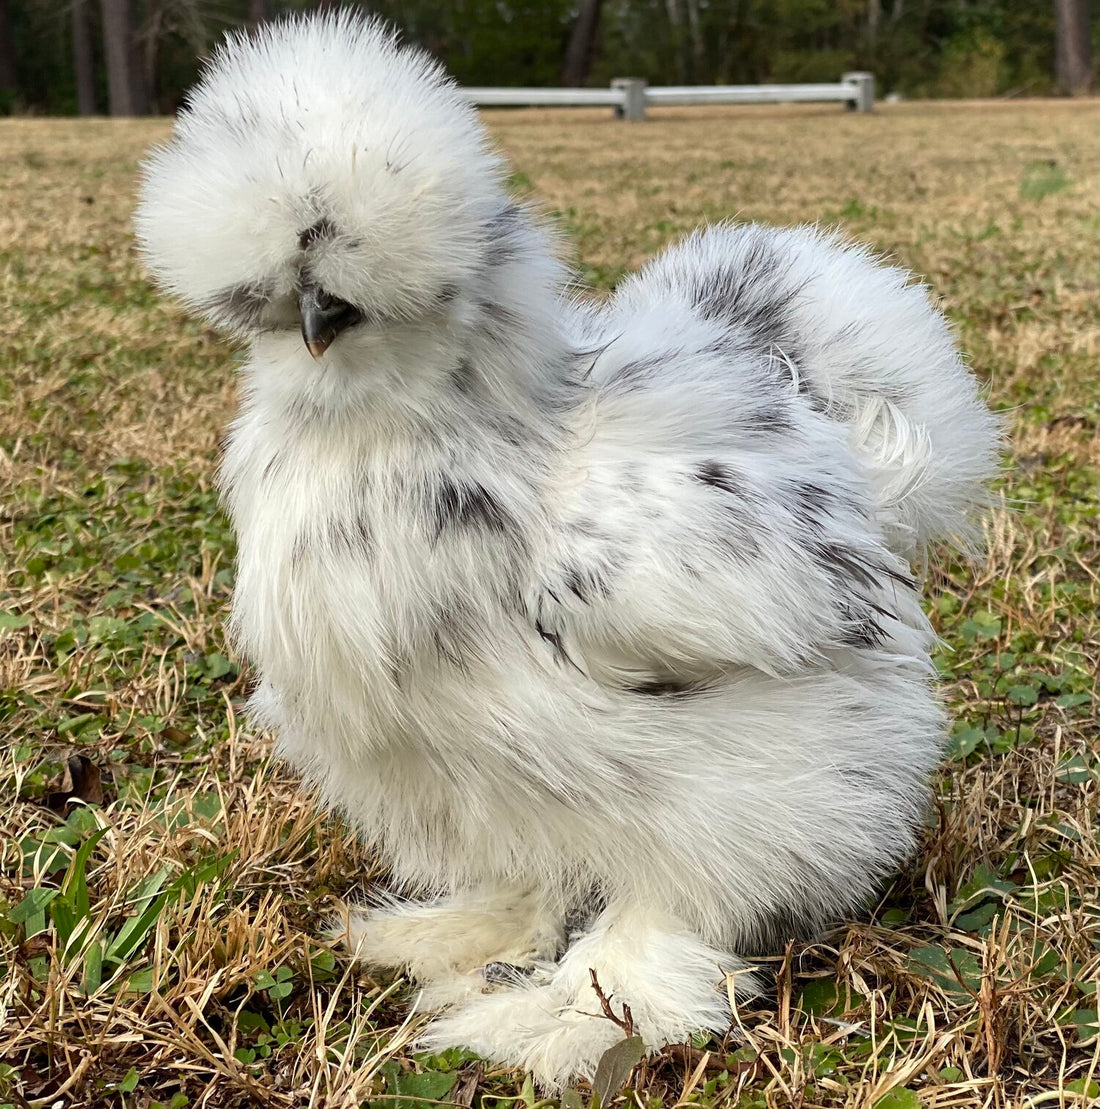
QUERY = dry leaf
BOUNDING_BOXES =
[45,753,104,812]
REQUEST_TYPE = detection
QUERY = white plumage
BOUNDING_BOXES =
[135,12,1000,1089]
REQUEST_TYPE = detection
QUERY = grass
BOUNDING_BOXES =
[1,98,1097,1108]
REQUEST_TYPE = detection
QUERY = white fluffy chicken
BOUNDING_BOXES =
[135,12,999,1089]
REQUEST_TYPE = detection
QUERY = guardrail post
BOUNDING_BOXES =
[611,77,647,121]
[841,71,875,112]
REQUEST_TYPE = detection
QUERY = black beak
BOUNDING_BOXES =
[298,284,362,360]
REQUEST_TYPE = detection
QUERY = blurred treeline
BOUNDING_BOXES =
[1,0,1094,116]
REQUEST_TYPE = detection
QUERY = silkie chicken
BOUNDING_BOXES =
[135,11,1000,1090]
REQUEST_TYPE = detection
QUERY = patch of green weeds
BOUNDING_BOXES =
[1020,160,1070,201]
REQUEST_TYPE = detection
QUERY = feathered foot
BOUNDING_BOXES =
[418,903,759,1091]
[341,885,563,1005]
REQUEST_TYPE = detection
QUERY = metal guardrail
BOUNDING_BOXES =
[463,73,875,120]
[462,87,625,107]
[647,83,855,104]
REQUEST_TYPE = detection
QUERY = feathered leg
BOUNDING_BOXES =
[343,885,564,1005]
[418,902,759,1090]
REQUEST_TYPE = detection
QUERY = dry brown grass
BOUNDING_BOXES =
[1,99,1097,1109]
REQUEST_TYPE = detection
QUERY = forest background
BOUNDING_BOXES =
[2,0,1096,118]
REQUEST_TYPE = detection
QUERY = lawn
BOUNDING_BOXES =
[1,99,1097,1109]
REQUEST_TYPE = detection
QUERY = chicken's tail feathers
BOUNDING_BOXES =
[765,225,1006,564]
[582,222,1003,567]
[848,390,1003,563]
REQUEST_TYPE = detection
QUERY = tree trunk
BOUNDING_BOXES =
[101,0,150,115]
[560,0,603,87]
[684,0,704,83]
[867,0,881,45]
[1054,0,1092,95]
[665,0,686,84]
[101,0,137,114]
[0,0,17,104]
[73,0,97,115]
[127,0,150,116]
